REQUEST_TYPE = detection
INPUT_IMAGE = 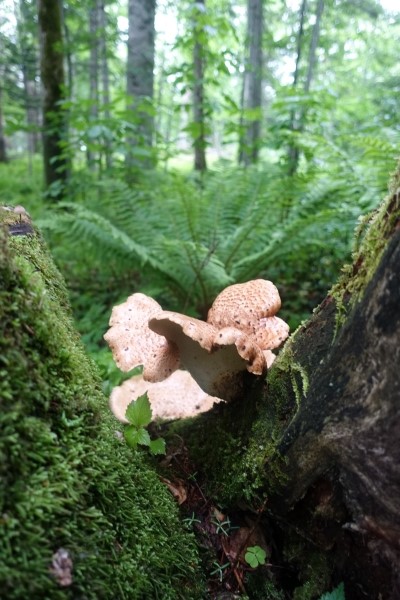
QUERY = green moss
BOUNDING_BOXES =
[0,226,205,599]
[170,361,294,507]
[292,553,331,600]
[331,164,400,333]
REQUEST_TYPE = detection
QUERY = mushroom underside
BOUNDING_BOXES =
[110,370,222,422]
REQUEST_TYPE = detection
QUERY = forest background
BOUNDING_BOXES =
[0,0,399,396]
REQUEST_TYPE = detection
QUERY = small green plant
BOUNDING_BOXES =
[319,582,345,600]
[210,561,230,582]
[211,514,238,537]
[244,545,267,568]
[183,512,201,529]
[124,393,166,455]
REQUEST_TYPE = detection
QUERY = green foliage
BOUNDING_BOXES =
[34,124,395,353]
[124,393,166,455]
[319,583,345,600]
[244,545,267,568]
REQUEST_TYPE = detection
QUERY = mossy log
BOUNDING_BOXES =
[0,218,205,599]
[172,168,400,599]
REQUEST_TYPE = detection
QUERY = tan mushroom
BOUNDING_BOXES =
[149,312,249,400]
[104,279,289,409]
[207,279,289,351]
[104,293,180,381]
[109,370,221,422]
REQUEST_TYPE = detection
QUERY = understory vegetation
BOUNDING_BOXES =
[1,129,396,395]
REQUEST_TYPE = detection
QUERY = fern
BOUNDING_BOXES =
[38,133,395,329]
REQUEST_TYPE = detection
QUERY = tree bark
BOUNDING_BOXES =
[126,0,156,171]
[37,0,68,199]
[192,0,207,173]
[238,0,263,166]
[270,190,400,598]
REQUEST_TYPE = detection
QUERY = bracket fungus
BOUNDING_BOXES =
[104,279,289,421]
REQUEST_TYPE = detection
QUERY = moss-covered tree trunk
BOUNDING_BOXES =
[173,170,400,599]
[0,212,205,599]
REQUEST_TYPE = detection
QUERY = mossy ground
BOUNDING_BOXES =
[0,221,205,599]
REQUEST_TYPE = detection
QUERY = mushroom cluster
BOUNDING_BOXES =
[104,279,289,421]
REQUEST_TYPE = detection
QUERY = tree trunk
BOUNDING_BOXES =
[0,82,7,163]
[304,0,324,94]
[288,0,325,176]
[17,0,41,159]
[238,0,263,166]
[287,0,307,176]
[126,0,156,172]
[88,0,99,170]
[98,0,112,170]
[37,0,68,199]
[59,0,73,98]
[174,168,400,599]
[0,215,205,600]
[192,0,207,173]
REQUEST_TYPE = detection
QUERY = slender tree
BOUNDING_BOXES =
[59,0,73,98]
[126,0,156,170]
[192,0,207,173]
[37,0,68,198]
[287,0,325,176]
[88,0,99,169]
[239,0,263,166]
[287,0,307,176]
[0,80,7,163]
[17,0,41,160]
[98,0,112,170]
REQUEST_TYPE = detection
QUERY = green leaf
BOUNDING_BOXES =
[319,582,345,600]
[244,545,267,568]
[149,437,166,455]
[125,394,152,428]
[124,426,151,449]
[124,425,138,448]
[136,427,151,446]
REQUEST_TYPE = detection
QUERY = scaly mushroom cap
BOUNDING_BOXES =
[104,293,180,381]
[149,312,250,400]
[109,370,221,422]
[207,279,289,350]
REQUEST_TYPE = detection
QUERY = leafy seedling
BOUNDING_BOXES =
[244,545,267,568]
[124,393,166,455]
